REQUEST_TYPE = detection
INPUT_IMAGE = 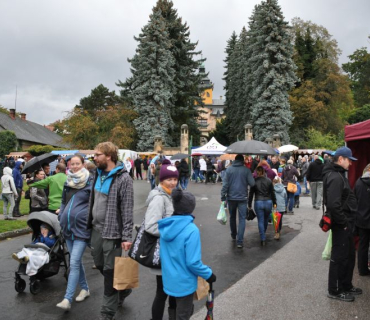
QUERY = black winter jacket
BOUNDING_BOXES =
[322,163,357,228]
[248,176,276,207]
[306,159,324,182]
[179,160,190,177]
[354,177,370,229]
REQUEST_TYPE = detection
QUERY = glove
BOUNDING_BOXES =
[221,197,226,202]
[206,273,217,284]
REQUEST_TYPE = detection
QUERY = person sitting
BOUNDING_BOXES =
[12,223,56,276]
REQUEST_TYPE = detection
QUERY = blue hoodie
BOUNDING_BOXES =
[12,161,23,189]
[158,215,212,297]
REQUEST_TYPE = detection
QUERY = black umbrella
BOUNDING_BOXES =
[225,140,277,155]
[21,153,58,174]
[170,153,190,160]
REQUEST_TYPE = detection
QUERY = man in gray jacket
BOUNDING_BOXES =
[301,157,310,195]
[221,154,255,248]
[87,142,134,320]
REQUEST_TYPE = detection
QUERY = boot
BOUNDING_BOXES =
[168,307,176,320]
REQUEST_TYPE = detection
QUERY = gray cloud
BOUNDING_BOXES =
[0,0,369,124]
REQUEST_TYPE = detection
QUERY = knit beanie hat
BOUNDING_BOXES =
[171,188,196,215]
[159,159,179,182]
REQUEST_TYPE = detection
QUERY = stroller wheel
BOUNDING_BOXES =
[15,278,26,293]
[30,280,41,295]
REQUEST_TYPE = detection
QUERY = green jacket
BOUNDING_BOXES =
[31,173,67,210]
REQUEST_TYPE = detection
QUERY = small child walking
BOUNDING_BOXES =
[273,177,287,240]
[158,189,216,320]
[294,181,302,208]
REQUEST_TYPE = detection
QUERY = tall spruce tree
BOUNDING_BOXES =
[249,0,297,143]
[123,10,176,151]
[153,0,204,145]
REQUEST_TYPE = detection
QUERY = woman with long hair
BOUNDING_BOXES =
[29,169,48,213]
[56,155,92,310]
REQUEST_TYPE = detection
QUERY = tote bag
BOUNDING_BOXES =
[113,252,139,290]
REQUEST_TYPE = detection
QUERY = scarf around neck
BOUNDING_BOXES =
[67,168,90,189]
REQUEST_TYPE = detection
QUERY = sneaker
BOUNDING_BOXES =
[75,289,90,302]
[118,289,132,307]
[274,232,280,240]
[12,253,28,264]
[231,236,236,241]
[327,292,355,302]
[237,244,243,248]
[346,287,362,295]
[56,299,71,310]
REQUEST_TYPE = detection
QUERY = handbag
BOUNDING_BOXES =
[246,208,256,221]
[287,182,297,193]
[128,220,161,269]
[113,252,139,290]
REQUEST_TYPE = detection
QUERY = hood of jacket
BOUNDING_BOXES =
[3,167,12,176]
[145,185,171,206]
[158,215,194,242]
[274,183,285,193]
[360,177,370,187]
[232,160,244,167]
[14,161,23,170]
[314,158,323,165]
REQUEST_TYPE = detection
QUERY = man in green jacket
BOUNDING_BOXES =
[31,163,67,214]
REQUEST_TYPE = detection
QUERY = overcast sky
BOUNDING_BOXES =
[1,0,369,125]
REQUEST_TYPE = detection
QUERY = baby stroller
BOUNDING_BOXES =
[14,211,69,294]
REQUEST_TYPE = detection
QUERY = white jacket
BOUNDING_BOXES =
[1,167,18,196]
[199,158,207,171]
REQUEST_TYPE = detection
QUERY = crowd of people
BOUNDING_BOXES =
[2,142,370,318]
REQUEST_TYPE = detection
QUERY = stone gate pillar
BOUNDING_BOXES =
[245,124,253,140]
[180,124,189,154]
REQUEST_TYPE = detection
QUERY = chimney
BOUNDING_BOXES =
[9,109,16,120]
[20,113,26,121]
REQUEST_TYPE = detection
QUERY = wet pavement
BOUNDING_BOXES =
[0,180,300,319]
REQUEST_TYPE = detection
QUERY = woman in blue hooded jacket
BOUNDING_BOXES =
[56,155,92,311]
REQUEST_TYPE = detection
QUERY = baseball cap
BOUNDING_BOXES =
[333,147,357,161]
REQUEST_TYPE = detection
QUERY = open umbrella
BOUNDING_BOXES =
[278,144,299,154]
[205,283,214,320]
[21,153,58,174]
[225,140,277,155]
[170,153,190,160]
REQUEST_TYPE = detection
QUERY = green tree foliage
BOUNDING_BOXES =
[304,127,343,150]
[0,130,18,158]
[347,104,370,124]
[208,118,231,146]
[57,85,137,149]
[27,145,63,156]
[119,0,203,148]
[342,47,370,108]
[119,10,176,151]
[249,0,297,143]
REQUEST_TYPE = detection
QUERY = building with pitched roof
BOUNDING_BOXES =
[196,63,225,144]
[0,109,65,150]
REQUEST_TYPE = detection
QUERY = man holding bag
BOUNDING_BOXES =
[87,142,134,320]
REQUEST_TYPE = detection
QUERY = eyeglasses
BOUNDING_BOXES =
[94,153,104,158]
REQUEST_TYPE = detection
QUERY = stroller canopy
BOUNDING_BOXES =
[27,211,61,237]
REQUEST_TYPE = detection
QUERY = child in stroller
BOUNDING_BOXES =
[13,211,69,295]
[12,223,56,273]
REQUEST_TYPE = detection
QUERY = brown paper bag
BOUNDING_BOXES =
[193,277,209,300]
[113,256,139,290]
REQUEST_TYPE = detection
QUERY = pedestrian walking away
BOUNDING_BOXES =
[221,154,255,248]
[56,154,93,311]
[88,142,134,320]
[306,155,324,210]
[12,161,24,217]
[1,166,19,220]
[301,157,310,195]
[158,188,216,320]
[281,159,299,214]
[322,146,360,302]
[144,158,179,320]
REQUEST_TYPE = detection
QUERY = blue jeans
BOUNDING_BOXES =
[65,239,89,303]
[304,177,310,194]
[180,176,189,190]
[149,177,156,190]
[254,200,273,241]
[286,191,295,212]
[228,200,247,245]
[193,168,200,182]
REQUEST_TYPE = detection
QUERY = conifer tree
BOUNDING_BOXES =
[249,0,297,143]
[123,10,176,151]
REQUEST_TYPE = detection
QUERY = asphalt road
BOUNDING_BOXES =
[0,180,298,320]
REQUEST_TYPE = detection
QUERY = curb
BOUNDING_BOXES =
[0,228,32,241]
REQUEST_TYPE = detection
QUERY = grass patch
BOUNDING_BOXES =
[0,220,29,233]
[0,180,30,215]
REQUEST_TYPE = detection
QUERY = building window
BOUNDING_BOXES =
[206,92,210,97]
[198,119,208,128]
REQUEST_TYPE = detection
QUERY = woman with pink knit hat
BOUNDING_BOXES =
[144,159,179,320]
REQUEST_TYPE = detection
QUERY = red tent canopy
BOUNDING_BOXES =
[345,119,370,187]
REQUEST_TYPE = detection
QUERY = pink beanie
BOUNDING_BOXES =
[159,159,179,182]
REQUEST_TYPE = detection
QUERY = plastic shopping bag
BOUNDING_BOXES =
[217,201,228,225]
[322,230,332,260]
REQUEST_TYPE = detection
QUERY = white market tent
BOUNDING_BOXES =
[191,137,227,155]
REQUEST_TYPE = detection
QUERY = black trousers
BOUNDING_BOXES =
[13,188,22,215]
[358,228,370,275]
[328,226,355,294]
[152,275,176,320]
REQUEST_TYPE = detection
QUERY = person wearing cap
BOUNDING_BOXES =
[221,154,255,248]
[144,159,179,320]
[322,146,360,302]
[158,189,216,320]
[306,155,324,210]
